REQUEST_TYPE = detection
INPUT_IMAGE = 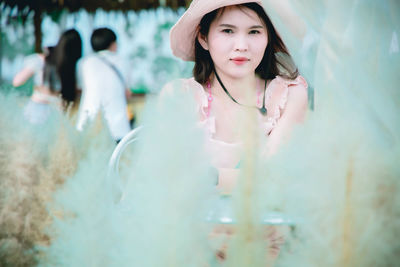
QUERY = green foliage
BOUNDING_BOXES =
[131,84,147,94]
[0,79,33,96]
[131,45,147,59]
[1,24,34,60]
[151,56,176,74]
[154,21,175,49]
[48,9,65,23]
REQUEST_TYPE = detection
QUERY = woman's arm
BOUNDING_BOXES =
[216,168,240,194]
[13,53,44,87]
[266,82,308,156]
[12,68,35,87]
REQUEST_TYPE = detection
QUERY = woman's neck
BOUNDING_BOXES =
[210,71,259,105]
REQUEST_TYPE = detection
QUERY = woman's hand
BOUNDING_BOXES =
[264,225,287,258]
[209,224,288,264]
[216,168,240,194]
[13,67,35,87]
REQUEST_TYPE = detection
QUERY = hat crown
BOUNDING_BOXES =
[170,0,263,61]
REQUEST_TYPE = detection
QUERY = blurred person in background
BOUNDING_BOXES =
[13,29,82,124]
[76,27,131,143]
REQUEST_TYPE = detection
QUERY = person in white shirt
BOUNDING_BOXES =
[76,27,131,142]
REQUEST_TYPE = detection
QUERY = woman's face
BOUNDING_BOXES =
[198,6,268,80]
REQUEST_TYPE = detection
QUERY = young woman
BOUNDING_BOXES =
[165,0,308,262]
[168,0,308,192]
[13,29,82,124]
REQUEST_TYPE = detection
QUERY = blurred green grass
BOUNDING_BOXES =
[0,78,33,95]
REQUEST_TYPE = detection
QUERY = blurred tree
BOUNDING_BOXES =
[1,0,191,52]
[0,0,191,86]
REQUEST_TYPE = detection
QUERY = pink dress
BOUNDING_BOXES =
[177,76,308,169]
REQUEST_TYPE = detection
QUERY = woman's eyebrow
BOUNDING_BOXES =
[218,24,236,28]
[218,24,264,29]
[249,25,264,29]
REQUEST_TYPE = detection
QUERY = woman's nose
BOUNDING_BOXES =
[233,35,249,52]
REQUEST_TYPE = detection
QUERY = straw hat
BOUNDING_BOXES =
[170,0,263,62]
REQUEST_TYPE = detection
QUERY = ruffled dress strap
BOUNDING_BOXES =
[263,75,308,135]
[180,78,243,168]
[181,78,217,137]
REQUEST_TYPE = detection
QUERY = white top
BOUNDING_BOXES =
[76,50,131,140]
[23,54,45,86]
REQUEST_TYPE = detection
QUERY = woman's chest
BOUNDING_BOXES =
[210,96,270,143]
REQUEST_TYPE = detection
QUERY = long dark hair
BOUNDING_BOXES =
[45,29,82,105]
[193,3,298,84]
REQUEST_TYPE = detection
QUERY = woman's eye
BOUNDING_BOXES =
[249,30,261,34]
[222,29,233,34]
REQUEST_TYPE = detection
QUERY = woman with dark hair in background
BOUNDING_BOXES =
[13,29,82,124]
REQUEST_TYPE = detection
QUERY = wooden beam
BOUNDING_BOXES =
[0,10,3,84]
[33,8,43,53]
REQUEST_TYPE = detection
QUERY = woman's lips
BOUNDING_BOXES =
[231,57,249,65]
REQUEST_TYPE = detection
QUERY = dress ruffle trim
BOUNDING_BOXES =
[185,75,307,138]
[263,75,308,135]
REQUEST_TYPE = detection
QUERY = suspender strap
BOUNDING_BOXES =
[97,55,126,89]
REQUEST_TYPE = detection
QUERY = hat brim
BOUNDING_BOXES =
[170,0,263,62]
